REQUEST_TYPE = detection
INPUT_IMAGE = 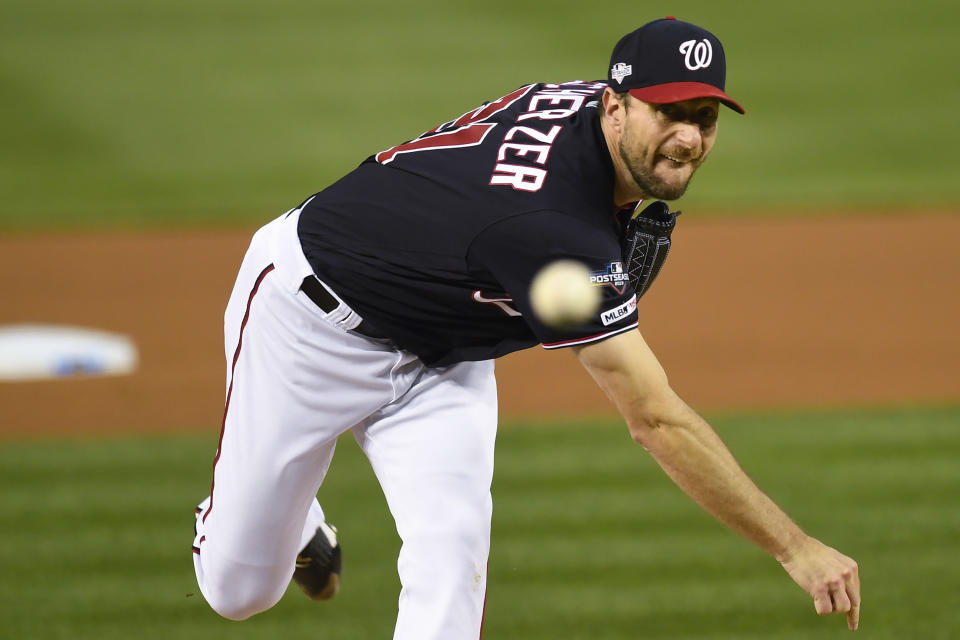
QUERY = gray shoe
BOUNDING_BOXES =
[293,522,341,601]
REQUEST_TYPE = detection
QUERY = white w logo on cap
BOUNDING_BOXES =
[679,39,713,70]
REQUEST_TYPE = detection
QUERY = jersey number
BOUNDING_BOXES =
[375,85,533,165]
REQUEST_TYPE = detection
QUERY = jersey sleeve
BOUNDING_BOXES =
[468,210,639,349]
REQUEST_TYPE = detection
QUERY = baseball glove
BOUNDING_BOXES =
[620,200,680,298]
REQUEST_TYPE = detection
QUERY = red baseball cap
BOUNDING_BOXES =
[608,17,745,114]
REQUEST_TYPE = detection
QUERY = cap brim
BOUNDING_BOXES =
[628,82,745,114]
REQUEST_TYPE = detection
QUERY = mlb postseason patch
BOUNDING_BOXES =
[590,261,630,295]
[601,294,637,326]
[610,62,632,84]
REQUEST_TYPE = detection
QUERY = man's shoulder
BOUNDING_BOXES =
[303,79,617,238]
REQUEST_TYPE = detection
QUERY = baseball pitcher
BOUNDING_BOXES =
[191,17,861,638]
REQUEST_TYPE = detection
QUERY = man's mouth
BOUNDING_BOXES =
[659,152,694,166]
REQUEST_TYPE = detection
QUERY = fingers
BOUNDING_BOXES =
[812,561,860,631]
[781,540,861,630]
[829,583,851,614]
[812,587,833,615]
[847,599,861,631]
[846,563,861,631]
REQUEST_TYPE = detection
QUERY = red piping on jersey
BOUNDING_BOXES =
[204,263,276,524]
[541,321,638,349]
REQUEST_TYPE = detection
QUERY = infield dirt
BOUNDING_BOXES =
[2,214,958,437]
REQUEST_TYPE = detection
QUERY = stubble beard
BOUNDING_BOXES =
[618,137,696,201]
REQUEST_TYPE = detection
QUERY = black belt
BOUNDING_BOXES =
[300,276,386,340]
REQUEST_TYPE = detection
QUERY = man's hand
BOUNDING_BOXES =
[780,536,861,630]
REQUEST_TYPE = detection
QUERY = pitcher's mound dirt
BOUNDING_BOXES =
[1,214,958,437]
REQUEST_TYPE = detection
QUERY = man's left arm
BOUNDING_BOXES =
[572,329,861,630]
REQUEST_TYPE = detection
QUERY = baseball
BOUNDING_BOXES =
[529,259,601,328]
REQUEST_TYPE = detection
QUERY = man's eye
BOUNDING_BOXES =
[698,110,718,126]
[659,105,681,119]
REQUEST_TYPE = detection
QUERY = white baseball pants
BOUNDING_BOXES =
[192,207,498,640]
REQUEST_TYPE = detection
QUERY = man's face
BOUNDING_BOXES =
[616,96,720,201]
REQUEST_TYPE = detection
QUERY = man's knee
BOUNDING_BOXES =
[196,552,290,620]
[399,517,491,584]
[203,583,286,621]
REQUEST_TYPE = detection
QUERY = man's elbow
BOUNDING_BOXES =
[624,392,689,447]
[626,414,664,446]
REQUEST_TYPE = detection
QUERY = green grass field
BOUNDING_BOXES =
[2,1,958,637]
[2,0,960,228]
[2,406,958,639]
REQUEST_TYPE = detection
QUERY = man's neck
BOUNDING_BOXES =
[599,114,646,208]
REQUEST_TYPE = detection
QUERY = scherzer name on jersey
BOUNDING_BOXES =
[488,82,605,192]
[375,81,606,193]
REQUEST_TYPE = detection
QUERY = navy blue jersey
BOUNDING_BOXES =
[298,81,640,366]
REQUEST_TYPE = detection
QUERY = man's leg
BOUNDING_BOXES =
[192,216,420,620]
[354,360,498,640]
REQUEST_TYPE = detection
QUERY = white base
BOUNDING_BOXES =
[0,324,138,381]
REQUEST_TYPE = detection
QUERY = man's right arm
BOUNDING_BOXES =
[572,329,861,630]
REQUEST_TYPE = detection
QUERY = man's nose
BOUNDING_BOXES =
[673,122,702,156]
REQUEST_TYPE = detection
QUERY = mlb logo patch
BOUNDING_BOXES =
[601,294,638,326]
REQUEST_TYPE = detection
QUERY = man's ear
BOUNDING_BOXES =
[602,87,626,133]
